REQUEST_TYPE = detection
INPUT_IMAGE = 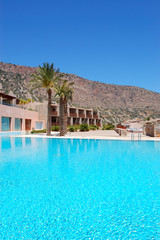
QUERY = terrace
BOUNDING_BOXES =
[82,118,88,124]
[69,108,77,117]
[96,119,101,127]
[86,110,92,118]
[89,119,95,125]
[73,118,80,125]
[51,116,59,126]
[93,111,98,119]
[0,93,19,107]
[51,105,58,116]
[78,109,85,118]
[67,117,71,126]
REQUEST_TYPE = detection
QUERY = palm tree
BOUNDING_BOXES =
[54,80,74,136]
[30,62,60,136]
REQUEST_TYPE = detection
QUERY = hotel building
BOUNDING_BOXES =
[0,93,43,132]
[0,92,102,132]
[36,103,102,128]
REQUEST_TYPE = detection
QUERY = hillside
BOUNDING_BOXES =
[0,61,160,123]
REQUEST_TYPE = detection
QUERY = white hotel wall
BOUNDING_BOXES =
[0,104,43,131]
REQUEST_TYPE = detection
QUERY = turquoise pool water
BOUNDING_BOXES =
[0,137,160,239]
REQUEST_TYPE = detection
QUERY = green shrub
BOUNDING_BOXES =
[51,126,60,131]
[68,125,80,132]
[145,116,150,121]
[30,129,47,134]
[80,123,89,132]
[89,124,97,130]
[102,123,115,130]
[68,125,75,132]
[73,125,80,131]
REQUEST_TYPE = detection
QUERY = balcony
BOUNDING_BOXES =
[0,102,22,109]
[86,114,92,118]
[70,113,77,117]
[86,111,92,118]
[93,114,98,119]
[89,119,94,125]
[51,111,58,116]
[73,118,80,125]
[96,120,101,127]
[79,113,85,118]
[82,118,88,124]
[51,116,59,126]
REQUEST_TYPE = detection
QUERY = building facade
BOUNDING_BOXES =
[36,103,102,128]
[51,104,101,127]
[0,92,102,132]
[0,93,44,132]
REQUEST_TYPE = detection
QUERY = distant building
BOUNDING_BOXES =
[145,120,160,137]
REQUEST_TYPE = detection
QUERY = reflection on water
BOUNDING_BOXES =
[0,137,12,150]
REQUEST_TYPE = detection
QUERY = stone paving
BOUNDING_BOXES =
[14,130,160,141]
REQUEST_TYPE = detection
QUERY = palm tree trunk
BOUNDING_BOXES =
[64,99,68,135]
[47,89,52,136]
[59,98,68,136]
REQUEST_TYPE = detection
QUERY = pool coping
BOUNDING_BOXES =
[3,134,160,141]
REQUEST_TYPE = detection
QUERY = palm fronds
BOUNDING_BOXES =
[54,80,74,101]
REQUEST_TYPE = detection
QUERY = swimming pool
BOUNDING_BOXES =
[0,137,160,239]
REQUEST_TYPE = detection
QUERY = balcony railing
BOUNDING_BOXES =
[51,111,58,116]
[70,113,77,117]
[0,102,24,109]
[79,113,85,118]
[93,114,98,119]
[86,114,92,118]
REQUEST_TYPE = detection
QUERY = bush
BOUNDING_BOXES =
[51,126,60,131]
[80,123,89,132]
[30,129,47,134]
[89,124,98,130]
[68,125,80,132]
[73,125,80,131]
[102,123,115,130]
[68,125,75,132]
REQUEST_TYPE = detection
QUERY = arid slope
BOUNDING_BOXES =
[0,62,160,122]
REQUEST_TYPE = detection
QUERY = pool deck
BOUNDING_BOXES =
[8,130,160,141]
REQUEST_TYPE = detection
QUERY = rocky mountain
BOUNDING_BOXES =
[0,61,160,123]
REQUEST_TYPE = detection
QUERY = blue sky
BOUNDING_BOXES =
[1,0,160,92]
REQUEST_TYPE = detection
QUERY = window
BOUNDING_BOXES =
[1,117,11,131]
[15,118,22,131]
[35,121,43,130]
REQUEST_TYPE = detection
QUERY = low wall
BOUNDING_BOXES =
[115,128,128,136]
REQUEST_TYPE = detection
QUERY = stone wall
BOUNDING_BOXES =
[155,125,160,137]
[145,124,155,137]
[115,128,128,136]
